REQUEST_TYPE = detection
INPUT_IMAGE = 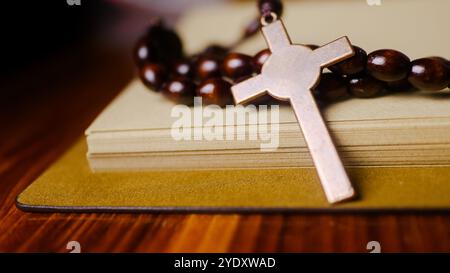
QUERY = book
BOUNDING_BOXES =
[86,0,450,171]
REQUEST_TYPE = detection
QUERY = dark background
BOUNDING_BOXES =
[0,1,109,78]
[0,0,206,99]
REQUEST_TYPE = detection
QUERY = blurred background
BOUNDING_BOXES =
[0,0,229,96]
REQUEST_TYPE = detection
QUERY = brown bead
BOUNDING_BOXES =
[235,75,252,84]
[329,46,367,76]
[222,53,254,80]
[429,56,450,67]
[196,78,232,106]
[348,74,386,98]
[258,0,283,17]
[133,36,152,67]
[367,49,410,82]
[386,78,415,92]
[253,49,271,73]
[134,20,184,66]
[172,59,194,78]
[196,56,222,80]
[162,77,196,105]
[202,44,229,60]
[138,62,167,91]
[408,58,450,91]
[313,73,348,101]
[188,53,201,68]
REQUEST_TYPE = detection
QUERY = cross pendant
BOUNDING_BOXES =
[231,19,355,203]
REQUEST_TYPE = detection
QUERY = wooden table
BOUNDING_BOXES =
[0,42,449,253]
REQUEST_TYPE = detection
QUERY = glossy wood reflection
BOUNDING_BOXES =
[222,53,254,80]
[196,78,232,106]
[408,57,450,91]
[367,49,410,82]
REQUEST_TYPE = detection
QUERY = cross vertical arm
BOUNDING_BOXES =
[231,74,270,104]
[312,36,354,68]
[262,20,291,52]
[290,90,355,203]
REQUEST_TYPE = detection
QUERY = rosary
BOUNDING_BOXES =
[133,0,450,203]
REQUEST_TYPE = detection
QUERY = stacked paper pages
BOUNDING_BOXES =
[86,80,450,171]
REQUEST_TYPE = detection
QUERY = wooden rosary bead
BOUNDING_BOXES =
[329,46,367,76]
[133,36,152,67]
[139,62,167,91]
[222,53,255,80]
[429,56,450,67]
[348,74,386,98]
[196,78,232,106]
[196,56,222,80]
[258,0,283,17]
[253,49,271,73]
[134,20,183,66]
[432,57,450,89]
[313,73,349,101]
[146,21,184,64]
[172,59,194,78]
[367,49,410,82]
[202,44,229,60]
[162,77,196,105]
[408,57,450,91]
[386,78,415,92]
[235,75,252,84]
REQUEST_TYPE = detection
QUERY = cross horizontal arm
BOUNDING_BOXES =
[231,74,269,104]
[312,36,354,68]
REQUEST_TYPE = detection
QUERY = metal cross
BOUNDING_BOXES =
[231,19,356,203]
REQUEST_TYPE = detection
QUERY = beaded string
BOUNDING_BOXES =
[134,0,450,106]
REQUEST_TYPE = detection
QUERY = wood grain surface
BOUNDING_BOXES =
[0,42,449,253]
